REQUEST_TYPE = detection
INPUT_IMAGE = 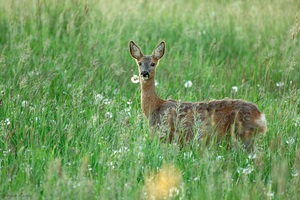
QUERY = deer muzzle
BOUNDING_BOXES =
[140,71,149,80]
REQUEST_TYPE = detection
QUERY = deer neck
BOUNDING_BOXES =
[140,78,165,119]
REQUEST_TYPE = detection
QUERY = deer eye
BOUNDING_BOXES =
[150,63,155,67]
[138,62,142,66]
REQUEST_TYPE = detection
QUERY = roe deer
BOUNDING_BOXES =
[129,40,267,151]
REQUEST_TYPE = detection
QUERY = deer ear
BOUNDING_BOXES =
[152,41,165,60]
[129,41,143,60]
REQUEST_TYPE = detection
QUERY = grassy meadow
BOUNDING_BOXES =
[0,0,300,199]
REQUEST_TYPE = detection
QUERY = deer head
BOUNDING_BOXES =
[129,41,165,82]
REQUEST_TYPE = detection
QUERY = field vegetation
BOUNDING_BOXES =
[0,0,300,199]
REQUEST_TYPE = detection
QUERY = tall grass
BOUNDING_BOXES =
[0,0,299,199]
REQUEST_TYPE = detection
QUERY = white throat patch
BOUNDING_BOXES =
[141,76,149,81]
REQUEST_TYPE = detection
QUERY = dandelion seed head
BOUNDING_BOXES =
[91,115,98,123]
[193,177,200,181]
[248,153,257,159]
[243,166,254,175]
[111,147,129,158]
[286,137,295,146]
[105,112,113,119]
[216,155,224,161]
[95,94,104,103]
[291,167,299,177]
[131,75,140,84]
[184,80,193,88]
[113,89,119,95]
[123,107,131,116]
[237,165,254,175]
[276,81,284,88]
[231,86,238,93]
[103,98,111,105]
[22,100,28,107]
[108,161,115,169]
[265,191,274,199]
[5,118,10,126]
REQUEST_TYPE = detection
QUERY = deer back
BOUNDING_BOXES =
[149,98,265,146]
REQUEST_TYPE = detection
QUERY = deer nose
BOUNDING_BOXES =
[140,71,149,79]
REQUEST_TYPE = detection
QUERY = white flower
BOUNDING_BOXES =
[216,155,224,161]
[5,118,11,126]
[123,107,131,115]
[183,151,193,159]
[131,75,139,84]
[184,80,193,88]
[22,100,28,107]
[265,191,274,199]
[155,80,159,86]
[291,169,299,177]
[242,166,254,175]
[95,94,104,103]
[169,187,180,198]
[113,89,119,95]
[105,112,113,119]
[248,153,257,159]
[286,137,295,146]
[103,98,111,105]
[91,115,98,123]
[276,81,284,87]
[231,86,238,93]
[237,165,254,175]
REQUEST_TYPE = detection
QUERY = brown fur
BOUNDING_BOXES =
[129,41,267,151]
